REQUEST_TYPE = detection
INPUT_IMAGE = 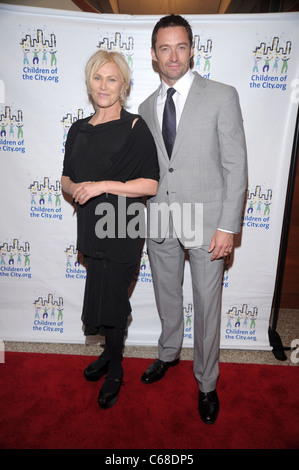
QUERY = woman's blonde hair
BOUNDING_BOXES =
[85,50,131,108]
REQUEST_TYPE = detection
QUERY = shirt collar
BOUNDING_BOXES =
[161,69,195,99]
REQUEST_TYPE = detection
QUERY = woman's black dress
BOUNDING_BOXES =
[62,108,159,335]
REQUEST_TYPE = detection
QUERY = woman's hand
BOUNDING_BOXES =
[61,176,158,204]
[73,181,105,204]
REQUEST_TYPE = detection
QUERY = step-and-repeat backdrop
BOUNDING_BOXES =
[0,4,298,349]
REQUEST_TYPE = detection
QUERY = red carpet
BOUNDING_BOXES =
[0,352,298,450]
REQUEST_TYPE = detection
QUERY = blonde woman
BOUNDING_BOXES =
[61,50,159,409]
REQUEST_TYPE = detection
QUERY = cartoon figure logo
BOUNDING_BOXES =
[20,29,59,83]
[33,294,64,334]
[29,177,62,220]
[193,34,213,78]
[0,106,25,154]
[250,36,291,91]
[225,304,258,343]
[0,239,31,279]
[20,29,57,66]
[61,109,93,154]
[140,250,149,271]
[97,32,134,86]
[242,185,272,230]
[135,249,153,285]
[184,303,193,339]
[65,245,86,280]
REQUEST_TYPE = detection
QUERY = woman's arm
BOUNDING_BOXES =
[61,175,77,197]
[61,176,158,205]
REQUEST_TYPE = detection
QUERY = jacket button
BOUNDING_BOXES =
[169,167,174,173]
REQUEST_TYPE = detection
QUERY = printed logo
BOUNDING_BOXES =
[135,249,153,285]
[0,238,31,279]
[0,105,25,154]
[29,177,62,220]
[184,303,193,340]
[33,293,64,334]
[250,36,291,91]
[97,32,134,87]
[193,33,213,79]
[242,185,272,230]
[225,304,258,343]
[61,108,92,154]
[222,257,230,289]
[65,244,86,280]
[20,28,59,83]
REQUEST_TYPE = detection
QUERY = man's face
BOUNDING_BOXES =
[151,26,193,86]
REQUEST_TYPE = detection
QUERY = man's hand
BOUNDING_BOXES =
[208,230,234,260]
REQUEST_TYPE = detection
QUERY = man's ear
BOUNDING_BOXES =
[151,47,157,62]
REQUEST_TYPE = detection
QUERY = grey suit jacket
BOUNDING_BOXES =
[139,72,247,248]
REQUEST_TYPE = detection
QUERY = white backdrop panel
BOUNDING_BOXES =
[0,4,298,350]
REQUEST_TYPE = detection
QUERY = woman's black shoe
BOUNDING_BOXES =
[98,376,123,409]
[84,359,109,382]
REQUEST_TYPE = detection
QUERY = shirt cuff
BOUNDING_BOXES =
[217,228,236,234]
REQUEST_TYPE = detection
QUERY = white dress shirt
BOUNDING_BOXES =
[156,69,194,130]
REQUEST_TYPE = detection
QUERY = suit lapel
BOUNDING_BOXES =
[149,73,207,164]
[170,73,207,162]
[150,85,170,164]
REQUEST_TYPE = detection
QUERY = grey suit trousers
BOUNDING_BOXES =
[147,236,223,393]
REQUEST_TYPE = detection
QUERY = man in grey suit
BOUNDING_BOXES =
[138,14,247,424]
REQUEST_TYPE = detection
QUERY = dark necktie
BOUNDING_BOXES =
[162,87,176,158]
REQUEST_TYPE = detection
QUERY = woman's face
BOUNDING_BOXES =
[90,61,125,110]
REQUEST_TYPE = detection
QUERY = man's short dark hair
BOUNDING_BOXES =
[151,14,193,51]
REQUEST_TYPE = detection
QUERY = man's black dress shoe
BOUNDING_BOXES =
[84,359,109,382]
[141,358,180,384]
[98,376,123,409]
[198,389,219,424]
